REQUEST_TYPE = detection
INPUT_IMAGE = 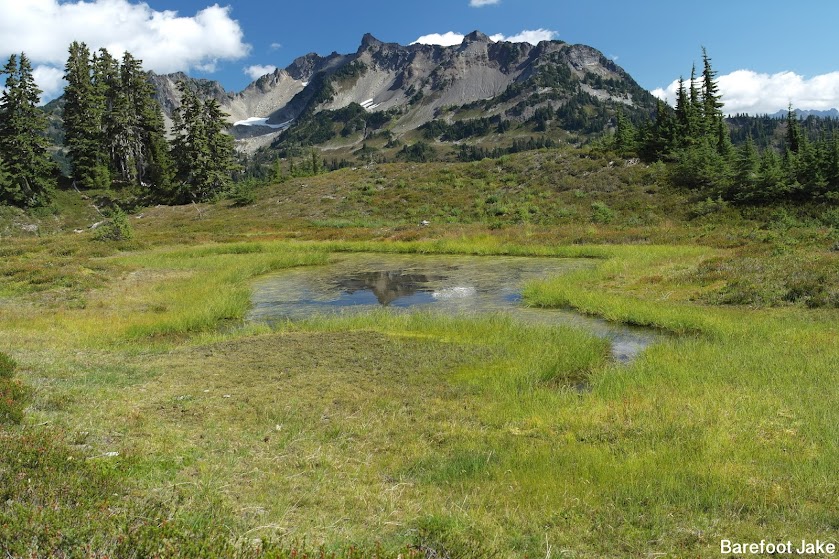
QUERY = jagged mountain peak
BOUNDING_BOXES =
[463,30,492,44]
[359,33,385,50]
[142,31,658,153]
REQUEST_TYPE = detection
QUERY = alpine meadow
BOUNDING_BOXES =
[0,6,838,558]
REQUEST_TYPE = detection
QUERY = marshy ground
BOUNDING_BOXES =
[1,148,837,557]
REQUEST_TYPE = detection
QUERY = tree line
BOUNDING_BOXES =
[0,42,238,209]
[609,49,839,204]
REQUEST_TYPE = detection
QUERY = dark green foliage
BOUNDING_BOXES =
[63,42,110,189]
[420,116,498,141]
[590,201,615,224]
[0,352,15,378]
[398,141,435,162]
[0,352,27,425]
[170,82,239,203]
[456,137,557,162]
[612,109,637,156]
[628,49,839,206]
[0,53,56,207]
[63,44,173,195]
[274,103,396,149]
[228,179,257,206]
[332,60,367,82]
[93,208,133,241]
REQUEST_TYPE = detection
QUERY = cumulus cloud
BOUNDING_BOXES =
[32,65,67,101]
[413,29,558,47]
[652,70,839,115]
[470,0,500,6]
[490,29,557,44]
[412,32,467,47]
[0,0,250,101]
[244,64,277,80]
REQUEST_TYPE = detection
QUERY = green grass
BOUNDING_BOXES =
[0,235,836,557]
[1,145,838,556]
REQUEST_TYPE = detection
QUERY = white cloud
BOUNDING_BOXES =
[491,29,557,44]
[270,42,283,50]
[32,65,66,101]
[412,32,466,47]
[0,0,251,101]
[413,29,558,47]
[244,64,277,80]
[653,70,839,115]
[470,0,500,6]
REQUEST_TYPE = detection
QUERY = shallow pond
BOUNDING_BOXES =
[248,253,659,363]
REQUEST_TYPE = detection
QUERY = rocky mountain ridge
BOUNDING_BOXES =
[148,31,659,151]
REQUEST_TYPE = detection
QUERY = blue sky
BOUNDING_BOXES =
[2,0,839,114]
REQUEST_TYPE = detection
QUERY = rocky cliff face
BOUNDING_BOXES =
[145,31,657,147]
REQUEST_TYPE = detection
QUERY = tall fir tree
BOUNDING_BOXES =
[0,53,55,207]
[731,135,760,201]
[0,152,9,193]
[612,108,637,156]
[63,41,110,189]
[64,45,173,195]
[171,81,238,202]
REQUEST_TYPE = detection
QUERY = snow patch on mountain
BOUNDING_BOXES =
[233,117,290,129]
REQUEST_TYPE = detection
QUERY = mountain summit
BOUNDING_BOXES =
[147,31,658,152]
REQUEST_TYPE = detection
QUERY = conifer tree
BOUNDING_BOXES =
[0,53,55,206]
[732,135,760,201]
[63,41,110,189]
[171,81,238,202]
[613,108,637,156]
[0,153,9,193]
[639,99,676,161]
[784,104,803,154]
[113,52,173,191]
[64,45,173,195]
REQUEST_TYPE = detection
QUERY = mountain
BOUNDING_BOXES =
[145,31,658,155]
[768,108,839,119]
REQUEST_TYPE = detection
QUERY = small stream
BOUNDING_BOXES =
[248,253,659,363]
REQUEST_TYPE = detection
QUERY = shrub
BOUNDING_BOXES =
[0,352,27,425]
[688,197,728,219]
[0,352,15,378]
[820,207,839,229]
[590,201,615,224]
[228,180,256,206]
[93,208,133,242]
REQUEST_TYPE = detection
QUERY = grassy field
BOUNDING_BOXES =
[1,148,838,557]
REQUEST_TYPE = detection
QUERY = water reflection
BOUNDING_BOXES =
[334,270,448,306]
[249,253,660,363]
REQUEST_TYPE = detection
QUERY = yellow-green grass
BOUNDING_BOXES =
[1,238,837,557]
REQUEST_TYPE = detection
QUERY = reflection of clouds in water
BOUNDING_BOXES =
[250,254,659,364]
[432,286,477,299]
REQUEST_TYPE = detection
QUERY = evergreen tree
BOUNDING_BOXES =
[784,104,803,154]
[827,134,839,192]
[92,49,120,178]
[701,49,724,129]
[171,82,238,202]
[613,108,637,156]
[674,77,690,143]
[731,135,760,201]
[689,64,703,127]
[116,52,173,192]
[65,45,173,195]
[63,41,110,189]
[758,148,787,201]
[639,100,676,161]
[0,153,9,193]
[310,148,320,174]
[0,53,55,206]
